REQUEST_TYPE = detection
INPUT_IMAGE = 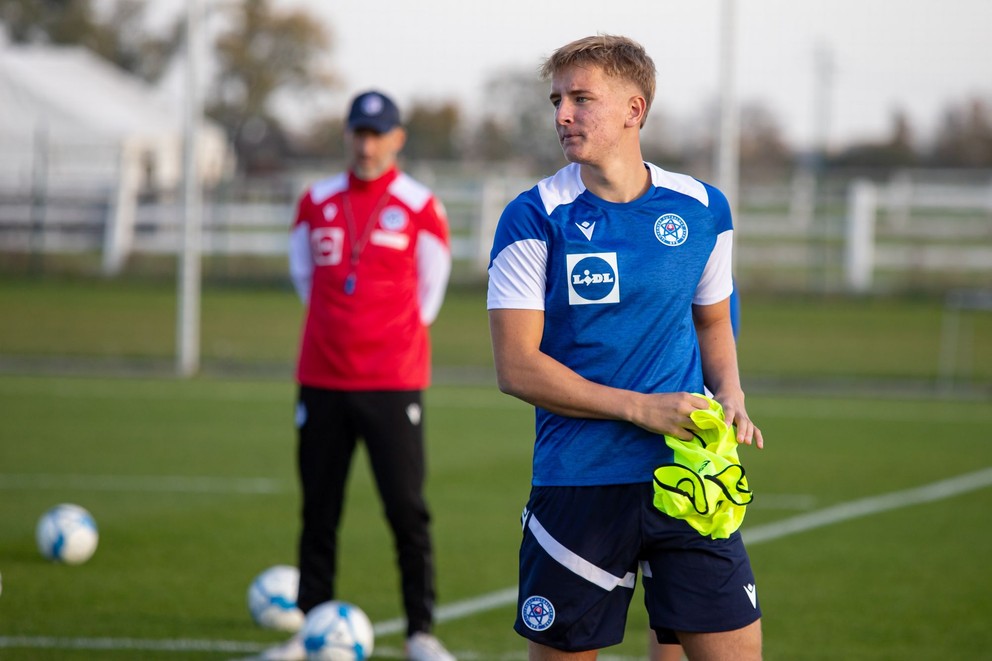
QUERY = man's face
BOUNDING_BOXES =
[347,127,406,180]
[549,64,637,166]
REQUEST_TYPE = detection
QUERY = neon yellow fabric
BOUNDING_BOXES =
[652,394,753,540]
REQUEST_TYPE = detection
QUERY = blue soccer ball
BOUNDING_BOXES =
[36,503,99,565]
[247,565,305,631]
[301,600,374,661]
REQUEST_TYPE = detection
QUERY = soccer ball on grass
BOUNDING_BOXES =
[36,503,99,565]
[247,565,305,631]
[301,600,374,661]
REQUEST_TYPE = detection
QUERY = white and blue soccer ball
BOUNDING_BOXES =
[301,600,374,661]
[36,503,99,565]
[247,565,305,632]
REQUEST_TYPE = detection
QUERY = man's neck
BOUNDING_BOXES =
[349,165,397,189]
[579,151,650,203]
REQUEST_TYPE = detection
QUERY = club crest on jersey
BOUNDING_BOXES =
[566,252,620,305]
[379,206,408,232]
[322,204,338,221]
[654,213,688,246]
[521,595,555,631]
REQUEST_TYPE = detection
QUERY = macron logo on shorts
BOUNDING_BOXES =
[744,583,757,609]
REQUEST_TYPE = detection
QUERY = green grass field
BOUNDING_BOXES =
[1,276,991,659]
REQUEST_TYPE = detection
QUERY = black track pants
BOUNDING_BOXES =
[295,386,435,636]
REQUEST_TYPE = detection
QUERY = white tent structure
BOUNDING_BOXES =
[0,44,230,189]
[0,44,232,273]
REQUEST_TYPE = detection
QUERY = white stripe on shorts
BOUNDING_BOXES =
[528,513,637,592]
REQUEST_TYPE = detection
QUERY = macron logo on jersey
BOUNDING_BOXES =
[566,252,620,305]
[575,220,596,241]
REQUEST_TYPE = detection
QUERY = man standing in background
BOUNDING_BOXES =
[262,90,455,661]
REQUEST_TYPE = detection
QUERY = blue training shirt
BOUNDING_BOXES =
[487,162,735,487]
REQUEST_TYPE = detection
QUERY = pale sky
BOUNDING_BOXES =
[157,0,992,150]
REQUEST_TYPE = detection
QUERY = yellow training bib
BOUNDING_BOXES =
[652,395,753,539]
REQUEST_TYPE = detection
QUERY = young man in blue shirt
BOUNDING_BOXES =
[488,35,763,660]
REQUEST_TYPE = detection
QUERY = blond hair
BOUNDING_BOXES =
[540,35,656,124]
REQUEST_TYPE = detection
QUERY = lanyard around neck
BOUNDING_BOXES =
[340,188,392,294]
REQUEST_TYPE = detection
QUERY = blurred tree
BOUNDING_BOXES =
[676,99,794,181]
[639,106,684,170]
[99,1,182,83]
[404,101,461,161]
[830,110,920,170]
[473,69,565,174]
[930,96,992,168]
[1,0,97,44]
[293,116,347,161]
[469,117,515,163]
[208,0,335,172]
[739,102,793,174]
[0,0,180,82]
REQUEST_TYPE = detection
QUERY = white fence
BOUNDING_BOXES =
[1,168,991,290]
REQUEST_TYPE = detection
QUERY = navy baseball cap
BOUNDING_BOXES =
[347,91,401,133]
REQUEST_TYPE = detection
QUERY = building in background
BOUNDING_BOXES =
[0,44,231,191]
[0,44,234,273]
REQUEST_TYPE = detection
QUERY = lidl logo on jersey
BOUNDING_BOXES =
[566,252,620,305]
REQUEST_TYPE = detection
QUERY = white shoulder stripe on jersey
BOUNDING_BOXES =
[537,162,709,213]
[528,513,637,592]
[646,162,709,207]
[309,173,348,204]
[487,239,547,311]
[536,163,585,216]
[390,173,433,212]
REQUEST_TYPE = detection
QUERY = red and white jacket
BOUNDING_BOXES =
[289,167,451,391]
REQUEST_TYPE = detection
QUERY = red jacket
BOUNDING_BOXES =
[290,167,451,390]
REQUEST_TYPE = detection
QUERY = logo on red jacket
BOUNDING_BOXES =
[311,227,344,265]
[380,206,408,232]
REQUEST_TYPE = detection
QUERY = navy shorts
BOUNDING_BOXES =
[514,483,761,651]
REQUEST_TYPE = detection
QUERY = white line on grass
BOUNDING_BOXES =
[384,466,992,634]
[0,636,267,653]
[373,587,520,637]
[3,467,991,658]
[0,473,820,510]
[742,465,992,545]
[0,473,291,494]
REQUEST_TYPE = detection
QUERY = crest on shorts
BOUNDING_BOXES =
[521,595,555,631]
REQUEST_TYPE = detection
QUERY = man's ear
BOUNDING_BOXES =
[391,126,408,152]
[626,95,648,129]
